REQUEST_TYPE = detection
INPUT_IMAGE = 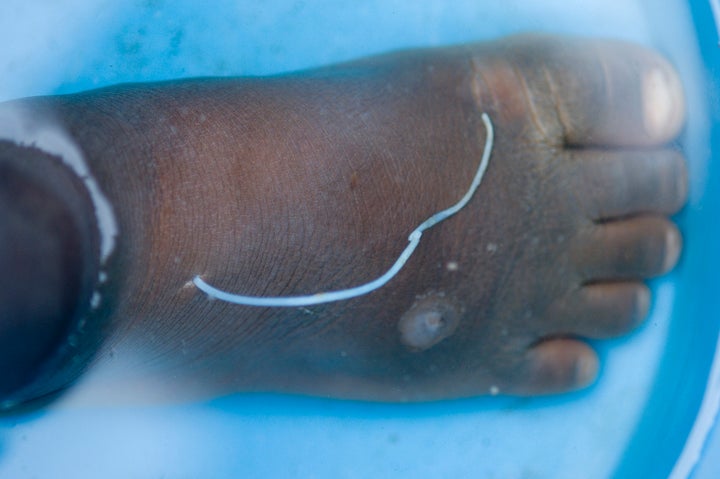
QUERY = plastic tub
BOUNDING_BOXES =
[0,1,716,477]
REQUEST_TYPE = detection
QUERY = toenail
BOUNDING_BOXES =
[643,67,679,139]
[398,294,462,351]
[663,227,682,272]
[573,353,599,387]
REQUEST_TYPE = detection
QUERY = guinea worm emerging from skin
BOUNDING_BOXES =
[192,112,494,307]
[399,293,463,351]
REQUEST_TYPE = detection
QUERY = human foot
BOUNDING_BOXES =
[0,34,686,408]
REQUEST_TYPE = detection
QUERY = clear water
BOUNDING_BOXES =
[0,0,716,478]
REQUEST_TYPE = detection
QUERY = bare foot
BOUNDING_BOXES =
[0,34,686,409]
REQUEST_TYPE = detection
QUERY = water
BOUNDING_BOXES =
[0,1,716,477]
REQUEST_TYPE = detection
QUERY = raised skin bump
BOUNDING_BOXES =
[399,293,463,351]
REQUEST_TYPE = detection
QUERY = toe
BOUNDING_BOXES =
[548,282,651,339]
[508,35,685,146]
[514,338,599,394]
[573,217,682,280]
[571,148,687,220]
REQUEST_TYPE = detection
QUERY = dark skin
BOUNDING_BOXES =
[0,35,686,409]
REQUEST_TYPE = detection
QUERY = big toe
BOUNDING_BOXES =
[507,34,685,147]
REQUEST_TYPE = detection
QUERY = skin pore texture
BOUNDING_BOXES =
[0,34,687,409]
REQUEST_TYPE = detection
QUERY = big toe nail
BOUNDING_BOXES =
[643,65,685,141]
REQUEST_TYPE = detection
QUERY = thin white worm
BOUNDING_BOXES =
[193,112,494,307]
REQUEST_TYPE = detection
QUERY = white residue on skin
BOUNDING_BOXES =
[0,104,118,264]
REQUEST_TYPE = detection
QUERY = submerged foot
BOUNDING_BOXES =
[0,34,686,407]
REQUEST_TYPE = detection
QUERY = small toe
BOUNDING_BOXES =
[573,217,682,280]
[508,35,685,146]
[571,148,688,220]
[548,282,651,339]
[514,338,599,394]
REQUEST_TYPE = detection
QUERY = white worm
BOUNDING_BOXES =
[193,112,494,307]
